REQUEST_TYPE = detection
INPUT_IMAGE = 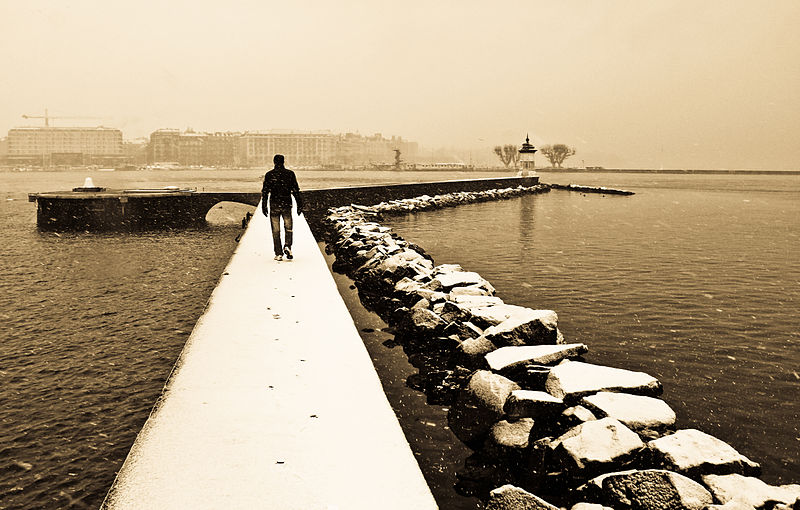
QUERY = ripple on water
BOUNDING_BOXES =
[1,224,239,509]
[384,187,800,483]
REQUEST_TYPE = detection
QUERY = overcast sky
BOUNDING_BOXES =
[1,1,798,170]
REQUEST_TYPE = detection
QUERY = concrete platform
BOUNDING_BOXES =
[29,176,539,230]
[102,207,437,509]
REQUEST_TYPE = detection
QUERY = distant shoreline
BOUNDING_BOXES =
[1,165,797,175]
[538,168,800,175]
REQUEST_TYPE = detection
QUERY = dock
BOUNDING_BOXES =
[101,207,437,509]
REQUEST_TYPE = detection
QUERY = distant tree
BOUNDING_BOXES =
[539,144,576,168]
[493,145,520,168]
[541,144,576,168]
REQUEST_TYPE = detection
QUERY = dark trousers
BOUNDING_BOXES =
[269,209,293,255]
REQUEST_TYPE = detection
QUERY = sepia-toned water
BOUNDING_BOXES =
[0,169,515,509]
[383,171,800,487]
[1,169,798,509]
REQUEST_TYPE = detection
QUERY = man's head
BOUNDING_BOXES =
[273,154,285,166]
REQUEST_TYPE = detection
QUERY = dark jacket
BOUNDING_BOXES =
[261,166,303,214]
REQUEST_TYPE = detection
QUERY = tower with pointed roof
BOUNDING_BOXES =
[518,134,537,176]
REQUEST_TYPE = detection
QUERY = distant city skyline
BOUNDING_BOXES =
[2,125,429,168]
[1,1,798,170]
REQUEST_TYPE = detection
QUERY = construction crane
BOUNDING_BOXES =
[22,108,103,127]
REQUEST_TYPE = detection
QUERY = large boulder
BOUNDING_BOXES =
[608,469,712,509]
[580,392,676,438]
[701,473,800,509]
[449,285,497,297]
[466,303,535,328]
[545,361,663,402]
[405,261,435,281]
[421,289,447,303]
[551,417,645,474]
[504,390,565,420]
[486,344,589,372]
[486,418,536,459]
[580,469,713,510]
[437,300,474,324]
[420,278,444,293]
[443,320,484,341]
[560,405,598,428]
[353,256,386,283]
[354,221,387,232]
[432,263,463,273]
[704,502,759,510]
[481,309,561,347]
[394,277,425,305]
[457,336,499,368]
[448,371,520,444]
[375,250,431,282]
[449,293,504,307]
[432,269,495,294]
[646,429,760,478]
[571,504,613,510]
[411,297,431,310]
[485,485,560,510]
[398,307,446,337]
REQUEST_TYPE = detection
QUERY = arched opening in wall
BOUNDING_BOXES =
[205,201,258,226]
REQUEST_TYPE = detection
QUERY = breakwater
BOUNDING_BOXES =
[542,169,800,175]
[323,186,800,509]
[549,183,635,195]
[28,176,539,231]
[101,208,437,510]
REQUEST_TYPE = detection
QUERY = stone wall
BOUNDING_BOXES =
[321,185,799,510]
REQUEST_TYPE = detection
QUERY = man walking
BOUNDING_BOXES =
[261,154,303,261]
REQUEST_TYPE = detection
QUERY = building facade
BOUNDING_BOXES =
[204,132,241,166]
[122,138,148,165]
[177,132,205,166]
[148,128,181,164]
[240,132,338,167]
[145,129,418,168]
[341,133,418,167]
[7,127,123,166]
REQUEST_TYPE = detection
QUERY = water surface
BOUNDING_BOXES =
[384,172,800,483]
[0,169,510,508]
[1,169,797,508]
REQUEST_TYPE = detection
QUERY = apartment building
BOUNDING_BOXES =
[149,129,241,166]
[146,129,417,168]
[148,128,181,163]
[204,132,240,166]
[7,126,123,165]
[348,133,418,167]
[240,132,338,167]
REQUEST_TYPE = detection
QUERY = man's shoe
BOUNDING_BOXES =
[274,254,283,261]
[283,246,293,260]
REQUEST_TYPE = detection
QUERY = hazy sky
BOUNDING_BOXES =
[1,1,798,169]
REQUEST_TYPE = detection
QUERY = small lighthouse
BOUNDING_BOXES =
[518,134,537,177]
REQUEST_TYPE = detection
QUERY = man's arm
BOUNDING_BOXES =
[261,175,271,215]
[291,173,304,214]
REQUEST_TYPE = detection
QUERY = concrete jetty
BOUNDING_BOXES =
[28,176,539,230]
[102,208,437,509]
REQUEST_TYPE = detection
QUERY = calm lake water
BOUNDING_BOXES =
[0,168,517,509]
[1,169,797,508]
[384,171,800,486]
